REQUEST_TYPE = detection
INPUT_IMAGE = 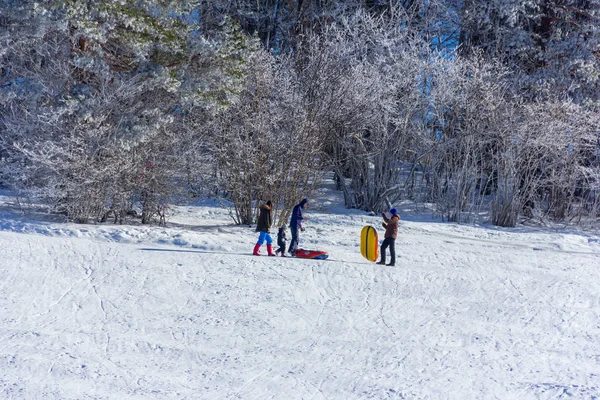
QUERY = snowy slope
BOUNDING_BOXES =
[1,185,599,400]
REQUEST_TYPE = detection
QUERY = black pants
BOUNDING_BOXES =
[276,240,287,254]
[288,226,299,254]
[380,237,396,264]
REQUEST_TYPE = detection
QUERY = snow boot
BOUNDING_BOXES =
[253,244,261,256]
[267,244,276,256]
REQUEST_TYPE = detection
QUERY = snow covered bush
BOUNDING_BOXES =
[423,53,513,223]
[457,0,600,105]
[1,0,598,228]
[0,2,254,224]
[293,10,433,213]
[211,42,323,225]
[492,100,600,226]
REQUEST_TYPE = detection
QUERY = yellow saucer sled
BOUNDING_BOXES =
[360,225,379,262]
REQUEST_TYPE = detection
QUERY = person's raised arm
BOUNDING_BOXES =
[381,212,389,223]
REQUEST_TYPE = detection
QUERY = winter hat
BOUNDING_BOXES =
[300,198,309,206]
[390,208,398,215]
[281,223,287,229]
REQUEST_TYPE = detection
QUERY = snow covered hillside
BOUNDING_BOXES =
[1,185,599,399]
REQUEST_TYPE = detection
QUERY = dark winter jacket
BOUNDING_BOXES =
[382,213,400,239]
[277,227,287,247]
[290,199,308,229]
[256,204,273,233]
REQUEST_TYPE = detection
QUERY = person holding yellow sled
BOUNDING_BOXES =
[377,208,400,266]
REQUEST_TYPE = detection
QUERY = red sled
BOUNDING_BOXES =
[294,248,329,260]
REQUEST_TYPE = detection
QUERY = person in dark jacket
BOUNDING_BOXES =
[377,208,400,266]
[253,200,276,256]
[275,223,288,257]
[288,198,308,255]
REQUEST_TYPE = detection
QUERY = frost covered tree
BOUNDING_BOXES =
[293,10,434,212]
[420,55,513,223]
[193,0,455,54]
[1,0,599,228]
[416,53,600,226]
[456,0,600,105]
[0,1,250,223]
[490,101,600,226]
[211,40,324,225]
[452,0,600,225]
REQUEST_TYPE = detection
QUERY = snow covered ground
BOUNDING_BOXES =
[1,182,599,399]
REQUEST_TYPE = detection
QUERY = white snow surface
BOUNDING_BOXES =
[1,182,599,400]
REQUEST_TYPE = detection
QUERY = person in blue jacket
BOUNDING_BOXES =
[288,198,308,255]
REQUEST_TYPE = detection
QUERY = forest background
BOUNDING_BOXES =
[0,0,599,228]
